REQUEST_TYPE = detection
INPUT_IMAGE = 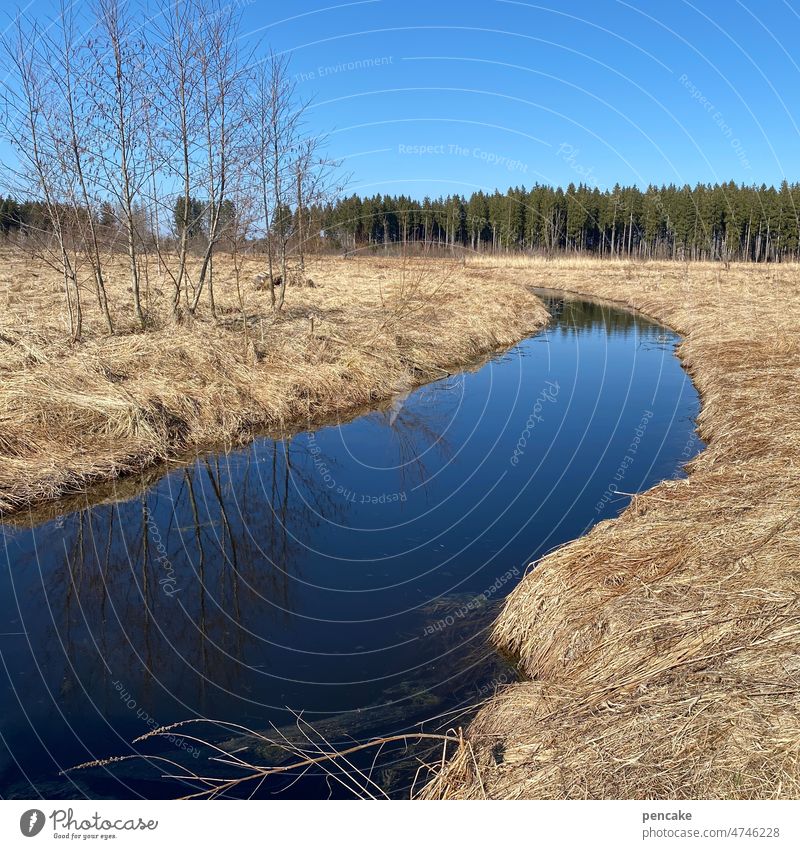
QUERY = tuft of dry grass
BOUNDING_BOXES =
[422,256,800,799]
[0,249,548,514]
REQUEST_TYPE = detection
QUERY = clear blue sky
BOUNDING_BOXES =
[4,0,800,199]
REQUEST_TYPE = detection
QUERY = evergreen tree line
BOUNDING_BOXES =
[0,196,133,239]
[0,194,286,248]
[321,182,800,262]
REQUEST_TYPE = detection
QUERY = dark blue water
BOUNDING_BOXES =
[0,293,702,799]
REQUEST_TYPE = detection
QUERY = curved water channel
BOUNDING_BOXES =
[0,291,703,799]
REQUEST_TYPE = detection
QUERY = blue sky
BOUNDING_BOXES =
[4,0,800,199]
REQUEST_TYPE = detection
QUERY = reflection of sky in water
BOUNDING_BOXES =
[0,296,703,798]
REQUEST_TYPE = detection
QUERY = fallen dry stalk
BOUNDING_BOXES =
[421,256,800,800]
[66,716,466,801]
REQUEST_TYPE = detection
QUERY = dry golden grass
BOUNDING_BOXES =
[5,249,799,799]
[0,248,548,514]
[421,256,800,799]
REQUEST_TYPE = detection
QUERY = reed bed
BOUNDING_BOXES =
[0,249,548,514]
[421,256,800,799]
[5,250,798,799]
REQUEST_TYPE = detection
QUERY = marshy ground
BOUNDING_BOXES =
[3,250,798,800]
[423,257,800,799]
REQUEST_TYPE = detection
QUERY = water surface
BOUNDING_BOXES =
[0,292,703,798]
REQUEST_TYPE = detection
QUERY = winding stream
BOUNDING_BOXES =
[0,292,703,799]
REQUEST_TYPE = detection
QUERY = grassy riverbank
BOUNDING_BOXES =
[422,256,800,800]
[0,250,548,515]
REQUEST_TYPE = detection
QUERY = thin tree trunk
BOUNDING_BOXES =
[296,161,304,274]
[59,2,113,334]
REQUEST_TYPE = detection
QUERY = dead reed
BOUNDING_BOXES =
[0,249,548,514]
[66,715,467,800]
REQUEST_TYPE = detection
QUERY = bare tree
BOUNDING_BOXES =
[251,63,277,307]
[265,51,300,312]
[142,92,167,302]
[190,0,250,316]
[227,182,259,351]
[88,0,152,329]
[0,16,83,340]
[50,0,113,334]
[293,134,343,273]
[254,51,342,311]
[155,0,204,315]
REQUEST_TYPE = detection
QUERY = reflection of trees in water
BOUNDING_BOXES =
[9,390,461,721]
[7,403,499,797]
[538,293,666,339]
[291,384,457,505]
[7,438,350,713]
[373,384,456,495]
